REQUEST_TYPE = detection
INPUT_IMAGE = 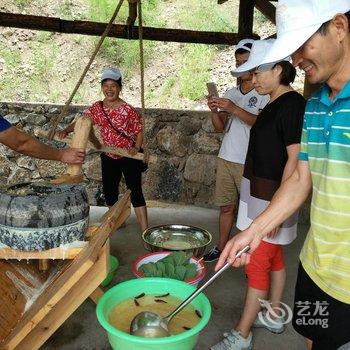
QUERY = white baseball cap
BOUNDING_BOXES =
[260,0,350,65]
[235,38,255,53]
[101,67,122,82]
[231,39,290,77]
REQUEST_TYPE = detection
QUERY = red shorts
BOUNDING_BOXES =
[245,240,285,291]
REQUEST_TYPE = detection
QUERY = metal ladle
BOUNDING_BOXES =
[130,245,250,338]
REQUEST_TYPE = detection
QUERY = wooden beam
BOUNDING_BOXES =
[238,0,255,38]
[0,12,240,45]
[254,0,276,24]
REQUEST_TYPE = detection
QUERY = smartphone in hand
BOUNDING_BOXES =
[224,117,233,133]
[206,82,219,97]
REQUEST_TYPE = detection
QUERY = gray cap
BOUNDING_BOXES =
[101,67,122,82]
[235,38,254,53]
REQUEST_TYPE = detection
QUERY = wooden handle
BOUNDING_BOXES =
[37,129,157,164]
[66,117,92,177]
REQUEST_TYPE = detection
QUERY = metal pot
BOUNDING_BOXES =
[142,224,212,257]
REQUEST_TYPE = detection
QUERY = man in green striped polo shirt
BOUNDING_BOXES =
[215,1,350,349]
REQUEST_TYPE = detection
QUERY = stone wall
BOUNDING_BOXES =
[0,102,221,207]
[0,102,310,223]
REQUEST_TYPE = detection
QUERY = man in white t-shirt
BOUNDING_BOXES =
[204,39,269,262]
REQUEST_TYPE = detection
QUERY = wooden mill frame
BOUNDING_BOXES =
[0,191,131,350]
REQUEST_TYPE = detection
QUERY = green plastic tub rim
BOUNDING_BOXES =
[96,277,211,345]
[109,255,119,271]
[101,255,119,287]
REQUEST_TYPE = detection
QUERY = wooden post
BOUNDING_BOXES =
[254,0,276,24]
[51,116,91,185]
[126,0,138,26]
[238,0,255,38]
[66,117,92,177]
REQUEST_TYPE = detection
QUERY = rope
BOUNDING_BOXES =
[137,0,149,164]
[48,0,125,139]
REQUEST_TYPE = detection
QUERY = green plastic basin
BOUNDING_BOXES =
[96,278,211,350]
[101,255,119,287]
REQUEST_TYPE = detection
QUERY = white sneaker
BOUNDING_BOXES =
[252,309,285,334]
[211,330,253,350]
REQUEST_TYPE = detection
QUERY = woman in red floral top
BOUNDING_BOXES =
[59,68,148,232]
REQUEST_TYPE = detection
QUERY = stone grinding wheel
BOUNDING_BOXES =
[0,182,89,251]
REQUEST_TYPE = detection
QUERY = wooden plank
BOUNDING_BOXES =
[0,244,87,260]
[254,0,276,24]
[100,205,130,232]
[86,225,100,238]
[12,243,108,350]
[88,191,131,262]
[2,192,130,349]
[0,12,240,45]
[238,0,255,37]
